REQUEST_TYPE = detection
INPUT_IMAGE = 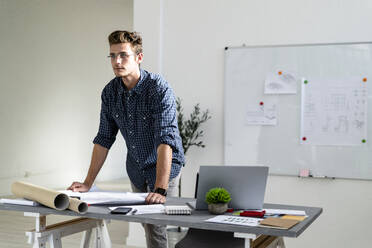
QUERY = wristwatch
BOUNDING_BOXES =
[154,187,167,196]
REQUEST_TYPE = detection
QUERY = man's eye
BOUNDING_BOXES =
[119,52,128,58]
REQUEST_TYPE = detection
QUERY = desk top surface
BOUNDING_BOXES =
[0,197,322,238]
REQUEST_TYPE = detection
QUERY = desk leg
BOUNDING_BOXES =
[80,229,92,248]
[25,212,47,248]
[277,237,285,248]
[49,233,62,248]
[93,220,111,248]
[234,233,257,248]
[24,213,112,248]
[32,237,48,248]
[100,220,111,247]
[240,235,286,248]
[24,212,47,232]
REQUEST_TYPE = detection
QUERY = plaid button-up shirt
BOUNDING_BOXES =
[93,69,184,191]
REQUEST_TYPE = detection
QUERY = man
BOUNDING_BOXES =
[68,30,185,248]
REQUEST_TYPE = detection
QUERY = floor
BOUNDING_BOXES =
[0,178,187,247]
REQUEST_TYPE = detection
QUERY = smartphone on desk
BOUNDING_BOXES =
[110,207,132,215]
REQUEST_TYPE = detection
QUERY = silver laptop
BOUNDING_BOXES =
[195,165,269,210]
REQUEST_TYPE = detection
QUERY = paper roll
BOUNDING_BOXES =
[11,181,69,210]
[68,197,88,214]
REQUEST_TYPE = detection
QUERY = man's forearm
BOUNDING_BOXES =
[83,144,109,187]
[154,144,172,189]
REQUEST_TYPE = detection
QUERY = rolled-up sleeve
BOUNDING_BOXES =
[93,89,118,149]
[151,85,178,152]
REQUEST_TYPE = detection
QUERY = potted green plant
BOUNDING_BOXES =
[176,97,211,155]
[205,187,231,214]
[176,97,211,196]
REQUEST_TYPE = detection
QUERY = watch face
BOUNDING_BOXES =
[155,188,167,196]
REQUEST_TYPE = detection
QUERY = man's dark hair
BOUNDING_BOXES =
[108,30,143,54]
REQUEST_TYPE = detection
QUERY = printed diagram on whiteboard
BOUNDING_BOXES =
[300,78,367,145]
[246,102,277,126]
[264,70,297,94]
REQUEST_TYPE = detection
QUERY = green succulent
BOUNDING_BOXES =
[205,187,231,204]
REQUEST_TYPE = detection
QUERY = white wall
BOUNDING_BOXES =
[134,0,372,247]
[0,0,133,194]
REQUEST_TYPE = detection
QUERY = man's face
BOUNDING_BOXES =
[109,43,143,78]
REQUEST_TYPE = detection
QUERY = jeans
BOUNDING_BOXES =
[131,173,180,248]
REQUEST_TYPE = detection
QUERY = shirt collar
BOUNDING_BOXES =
[117,68,148,96]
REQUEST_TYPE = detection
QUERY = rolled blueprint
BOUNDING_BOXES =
[11,181,69,210]
[68,197,88,214]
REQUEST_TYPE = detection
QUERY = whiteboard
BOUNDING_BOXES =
[224,43,372,180]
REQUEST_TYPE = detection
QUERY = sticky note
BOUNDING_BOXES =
[300,169,310,177]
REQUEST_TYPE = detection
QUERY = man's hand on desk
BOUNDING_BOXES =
[146,192,166,204]
[67,182,90,192]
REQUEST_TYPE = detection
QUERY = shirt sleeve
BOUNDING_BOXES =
[151,84,179,152]
[93,88,118,149]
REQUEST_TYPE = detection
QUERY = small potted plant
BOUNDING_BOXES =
[205,187,231,214]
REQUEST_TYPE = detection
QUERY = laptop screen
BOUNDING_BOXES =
[195,165,269,210]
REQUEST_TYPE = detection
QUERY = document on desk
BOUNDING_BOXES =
[205,215,262,227]
[60,190,148,206]
[0,198,40,206]
[264,209,307,216]
[109,204,165,215]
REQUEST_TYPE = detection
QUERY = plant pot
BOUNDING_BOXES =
[208,203,228,214]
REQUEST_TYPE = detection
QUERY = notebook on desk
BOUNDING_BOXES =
[189,165,269,210]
